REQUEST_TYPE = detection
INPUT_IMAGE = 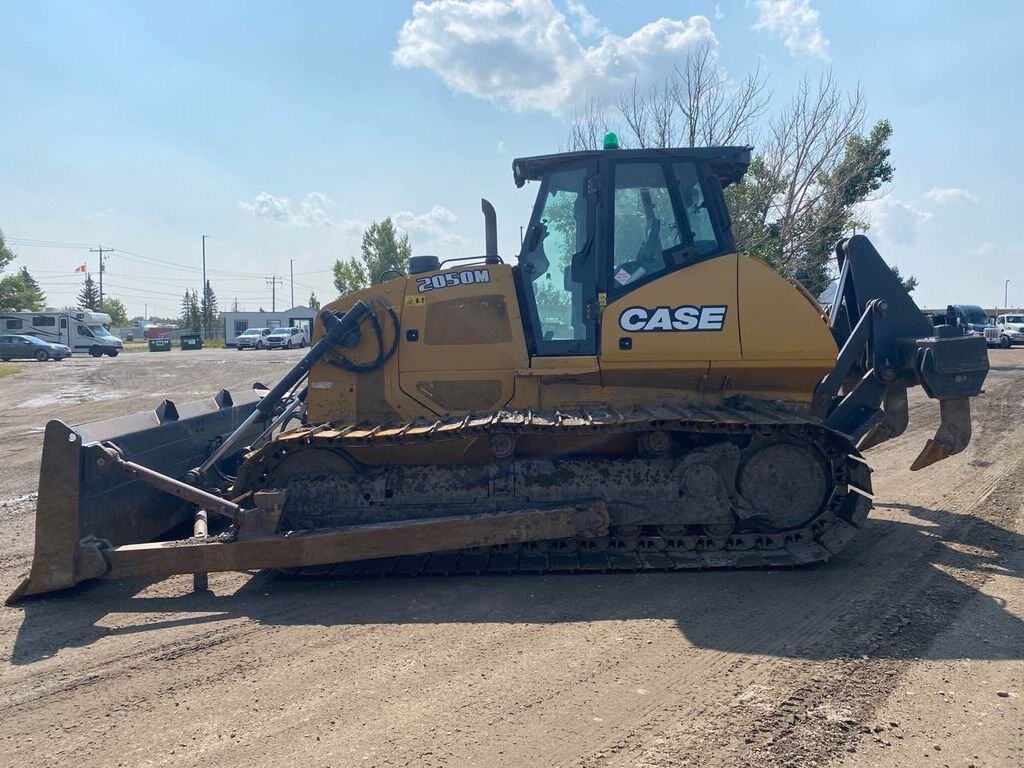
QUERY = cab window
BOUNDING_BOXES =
[77,325,94,337]
[518,163,597,354]
[672,162,722,256]
[610,163,683,290]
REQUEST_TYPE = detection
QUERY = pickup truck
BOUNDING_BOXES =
[995,313,1024,348]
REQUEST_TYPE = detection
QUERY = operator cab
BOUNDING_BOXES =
[512,139,750,356]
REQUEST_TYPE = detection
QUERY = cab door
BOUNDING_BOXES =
[516,160,601,357]
[600,159,741,391]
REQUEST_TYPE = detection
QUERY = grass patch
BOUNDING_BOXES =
[0,363,20,379]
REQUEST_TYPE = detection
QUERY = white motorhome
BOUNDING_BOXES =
[0,310,124,357]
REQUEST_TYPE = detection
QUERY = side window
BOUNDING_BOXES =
[33,316,55,327]
[521,166,592,343]
[611,164,682,289]
[672,162,721,256]
[77,324,94,337]
[6,319,23,330]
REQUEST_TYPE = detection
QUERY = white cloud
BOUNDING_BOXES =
[394,205,466,245]
[566,0,602,36]
[752,0,829,59]
[393,0,716,116]
[497,140,507,154]
[715,4,725,20]
[923,187,979,204]
[858,197,933,247]
[239,191,336,228]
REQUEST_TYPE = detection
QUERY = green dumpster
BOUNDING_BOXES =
[180,334,203,350]
[148,338,171,352]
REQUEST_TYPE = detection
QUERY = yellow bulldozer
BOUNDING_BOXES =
[9,139,990,602]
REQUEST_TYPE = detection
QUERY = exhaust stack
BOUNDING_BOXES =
[482,198,499,264]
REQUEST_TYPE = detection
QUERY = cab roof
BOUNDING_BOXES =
[512,146,752,188]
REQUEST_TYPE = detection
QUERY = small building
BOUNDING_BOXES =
[221,306,316,344]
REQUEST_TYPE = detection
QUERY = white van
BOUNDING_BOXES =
[0,310,124,357]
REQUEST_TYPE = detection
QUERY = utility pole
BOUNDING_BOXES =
[266,275,284,312]
[1005,279,1010,310]
[201,236,209,338]
[89,246,112,310]
[290,259,294,309]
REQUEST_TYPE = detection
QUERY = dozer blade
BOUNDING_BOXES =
[8,389,264,602]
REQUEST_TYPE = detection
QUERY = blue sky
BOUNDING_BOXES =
[1,0,1021,317]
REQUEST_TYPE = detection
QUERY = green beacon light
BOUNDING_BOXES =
[603,131,619,150]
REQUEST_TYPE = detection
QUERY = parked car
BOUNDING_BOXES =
[235,328,272,350]
[266,326,309,349]
[0,334,71,361]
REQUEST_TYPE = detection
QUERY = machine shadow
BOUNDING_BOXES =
[9,502,1024,666]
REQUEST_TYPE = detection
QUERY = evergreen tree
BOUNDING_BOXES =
[201,280,218,335]
[189,289,202,333]
[18,267,46,308]
[308,291,321,310]
[180,290,193,328]
[78,273,100,311]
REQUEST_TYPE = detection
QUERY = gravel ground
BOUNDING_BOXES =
[0,346,1021,767]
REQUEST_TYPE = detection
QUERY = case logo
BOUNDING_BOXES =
[618,305,727,332]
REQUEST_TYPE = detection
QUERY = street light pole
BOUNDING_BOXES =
[1005,279,1010,310]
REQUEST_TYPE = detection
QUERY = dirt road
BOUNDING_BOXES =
[1,349,1021,767]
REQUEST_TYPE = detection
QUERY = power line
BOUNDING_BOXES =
[89,246,113,308]
[265,276,284,312]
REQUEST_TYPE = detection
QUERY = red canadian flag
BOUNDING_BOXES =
[74,263,87,272]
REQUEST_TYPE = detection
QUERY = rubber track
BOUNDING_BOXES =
[251,400,874,576]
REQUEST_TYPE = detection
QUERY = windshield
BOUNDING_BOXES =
[90,325,113,337]
[22,335,46,345]
[964,309,988,324]
[240,329,264,336]
[270,329,290,335]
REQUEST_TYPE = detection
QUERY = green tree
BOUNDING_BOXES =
[332,257,368,296]
[101,297,128,326]
[889,264,918,294]
[180,289,202,331]
[78,274,100,310]
[308,291,321,310]
[0,266,46,310]
[0,229,14,272]
[201,280,218,335]
[332,218,411,297]
[189,290,202,332]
